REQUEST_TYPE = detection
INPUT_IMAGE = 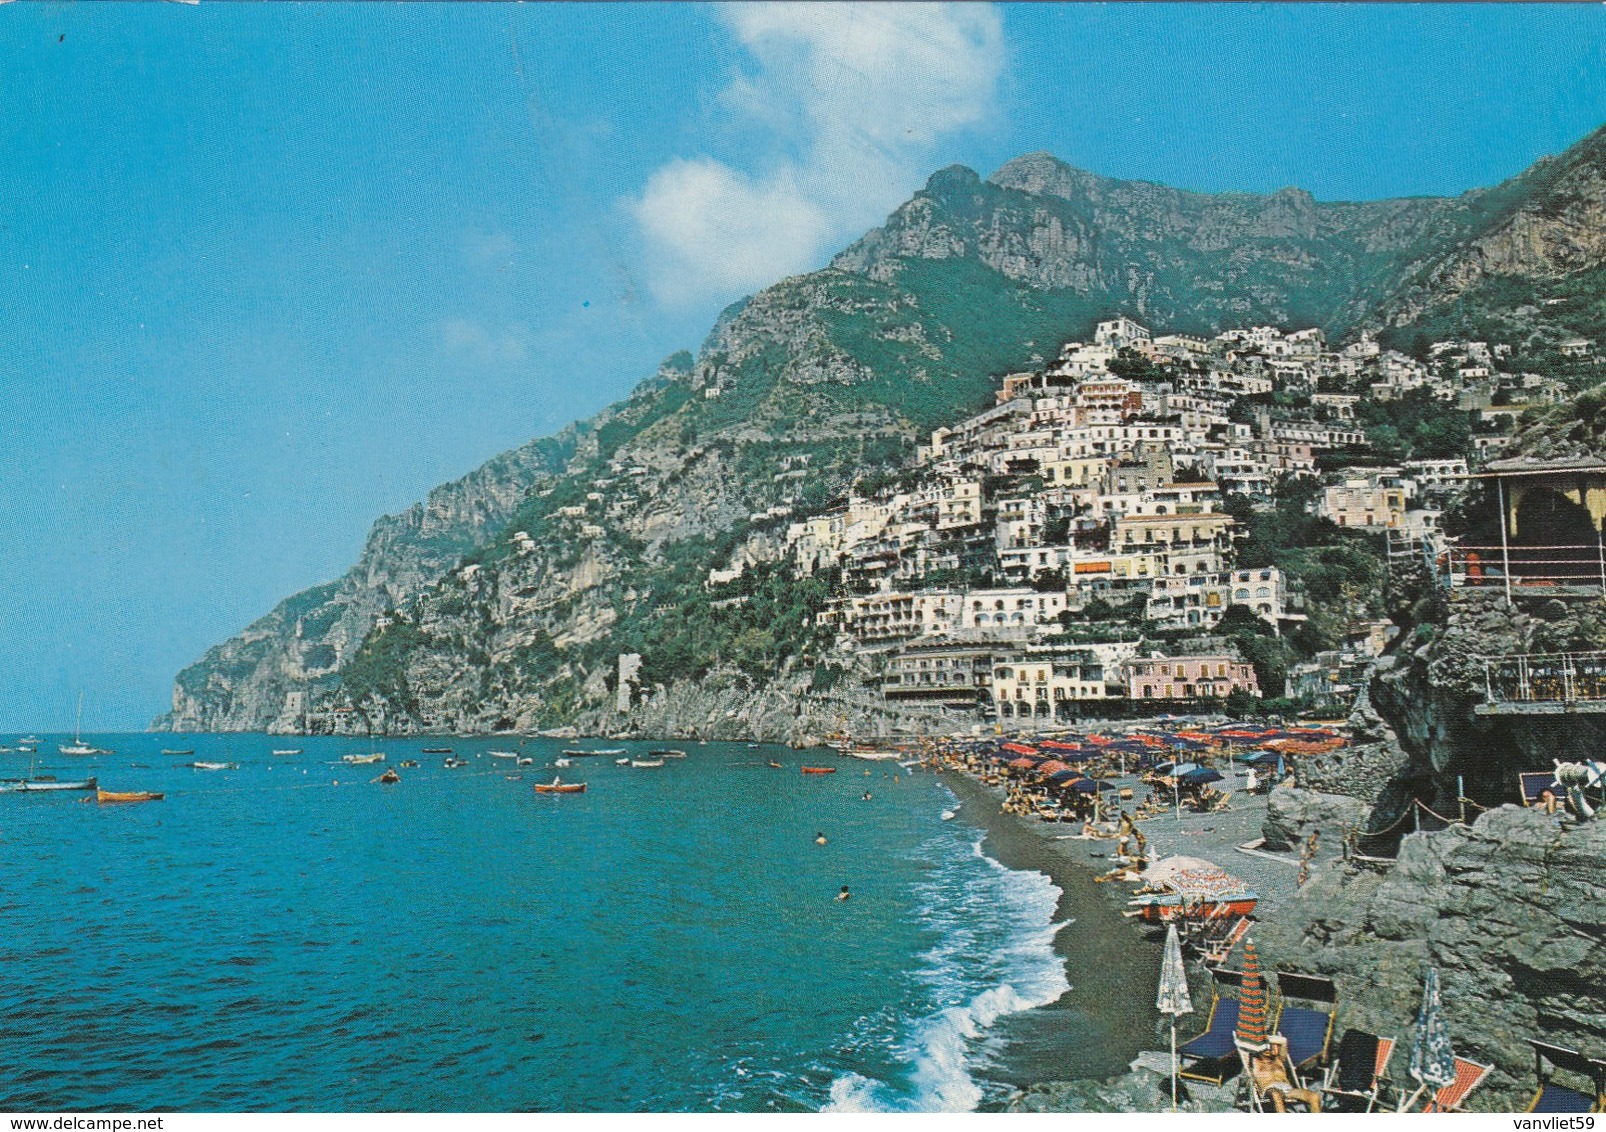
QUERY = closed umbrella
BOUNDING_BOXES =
[1404,967,1457,1111]
[1235,938,1270,1049]
[1156,922,1193,1111]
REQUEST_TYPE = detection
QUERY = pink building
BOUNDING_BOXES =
[1123,655,1260,701]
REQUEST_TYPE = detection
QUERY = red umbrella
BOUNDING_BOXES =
[1235,937,1270,1048]
[1036,759,1072,776]
[1008,757,1037,769]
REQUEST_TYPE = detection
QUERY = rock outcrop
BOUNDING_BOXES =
[1260,807,1606,1111]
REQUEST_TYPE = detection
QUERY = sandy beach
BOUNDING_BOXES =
[933,747,1314,1110]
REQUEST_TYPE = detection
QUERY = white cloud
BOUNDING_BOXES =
[441,318,529,366]
[631,3,1005,305]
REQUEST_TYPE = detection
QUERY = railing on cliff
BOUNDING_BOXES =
[1478,650,1606,714]
[1441,541,1606,596]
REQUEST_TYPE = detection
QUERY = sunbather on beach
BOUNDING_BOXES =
[1248,1036,1322,1112]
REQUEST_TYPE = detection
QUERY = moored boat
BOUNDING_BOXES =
[443,757,468,768]
[489,751,519,759]
[801,766,836,775]
[97,788,163,803]
[421,747,453,754]
[341,752,385,765]
[534,778,586,794]
[377,768,401,784]
[190,761,236,770]
[162,748,196,756]
[271,748,302,756]
[649,749,687,758]
[593,748,626,756]
[630,758,665,768]
[0,776,98,793]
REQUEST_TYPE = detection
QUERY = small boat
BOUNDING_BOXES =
[561,749,593,757]
[342,752,385,765]
[97,788,163,803]
[534,778,586,795]
[630,758,665,768]
[272,748,302,756]
[747,743,760,749]
[0,747,13,753]
[768,760,782,769]
[554,758,572,768]
[162,748,196,756]
[190,761,236,771]
[489,751,519,760]
[443,757,467,768]
[801,766,836,775]
[60,693,111,754]
[398,759,420,768]
[592,748,626,757]
[421,747,453,754]
[649,749,687,758]
[504,773,523,781]
[615,757,630,765]
[377,769,401,784]
[516,757,534,766]
[0,777,97,793]
[846,749,903,762]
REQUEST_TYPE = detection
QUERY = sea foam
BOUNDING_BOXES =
[822,833,1071,1112]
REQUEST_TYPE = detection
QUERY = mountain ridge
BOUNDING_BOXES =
[156,123,1606,733]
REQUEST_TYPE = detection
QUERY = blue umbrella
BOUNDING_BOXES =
[1407,967,1458,1110]
[1179,767,1225,787]
[1046,769,1084,783]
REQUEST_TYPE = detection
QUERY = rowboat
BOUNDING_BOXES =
[272,748,302,755]
[516,757,533,766]
[561,749,595,757]
[421,747,453,754]
[191,761,236,770]
[554,758,572,768]
[768,760,782,769]
[97,788,163,803]
[534,778,586,795]
[592,748,626,756]
[615,757,630,765]
[489,751,519,759]
[341,752,385,765]
[161,749,195,756]
[801,766,836,775]
[377,769,401,784]
[630,758,665,768]
[442,757,467,768]
[0,777,97,793]
[649,749,687,758]
[1125,892,1260,923]
[398,759,420,768]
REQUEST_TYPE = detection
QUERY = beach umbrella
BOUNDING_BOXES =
[1046,769,1084,783]
[1179,767,1225,787]
[1156,922,1194,1112]
[1235,938,1270,1049]
[1406,967,1457,1110]
[1036,759,1072,777]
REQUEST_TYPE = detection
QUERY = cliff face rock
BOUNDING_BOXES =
[1260,807,1606,1111]
[1263,786,1370,852]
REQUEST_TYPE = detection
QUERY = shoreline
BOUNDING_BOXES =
[930,751,1313,1112]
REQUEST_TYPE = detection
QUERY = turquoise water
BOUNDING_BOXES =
[0,735,1070,1112]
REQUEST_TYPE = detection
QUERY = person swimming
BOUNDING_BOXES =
[814,831,828,845]
[862,791,872,801]
[836,885,851,901]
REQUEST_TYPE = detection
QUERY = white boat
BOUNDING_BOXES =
[0,777,97,793]
[593,748,626,756]
[516,757,533,766]
[272,748,302,756]
[630,758,665,768]
[191,761,236,771]
[59,694,111,755]
[554,758,572,768]
[615,757,630,765]
[341,752,385,765]
[489,751,519,759]
[846,749,903,761]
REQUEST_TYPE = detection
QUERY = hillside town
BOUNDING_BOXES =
[716,318,1587,724]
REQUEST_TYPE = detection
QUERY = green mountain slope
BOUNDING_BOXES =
[156,124,1606,733]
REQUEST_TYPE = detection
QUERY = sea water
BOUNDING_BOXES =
[0,736,1070,1112]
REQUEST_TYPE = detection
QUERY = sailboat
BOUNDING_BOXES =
[59,693,111,755]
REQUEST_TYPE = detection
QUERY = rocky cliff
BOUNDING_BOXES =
[159,126,1606,734]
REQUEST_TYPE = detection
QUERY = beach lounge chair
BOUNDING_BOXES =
[1527,1041,1606,1113]
[1238,1036,1320,1112]
[1320,1028,1395,1112]
[1407,1057,1494,1112]
[1201,916,1251,966]
[1273,972,1337,1072]
[1179,968,1243,1085]
[1519,771,1561,807]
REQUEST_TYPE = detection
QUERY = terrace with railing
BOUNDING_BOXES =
[1478,651,1606,715]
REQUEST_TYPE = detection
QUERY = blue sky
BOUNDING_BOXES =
[2,3,1604,730]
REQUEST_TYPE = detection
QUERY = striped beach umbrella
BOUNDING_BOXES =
[1235,937,1270,1048]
